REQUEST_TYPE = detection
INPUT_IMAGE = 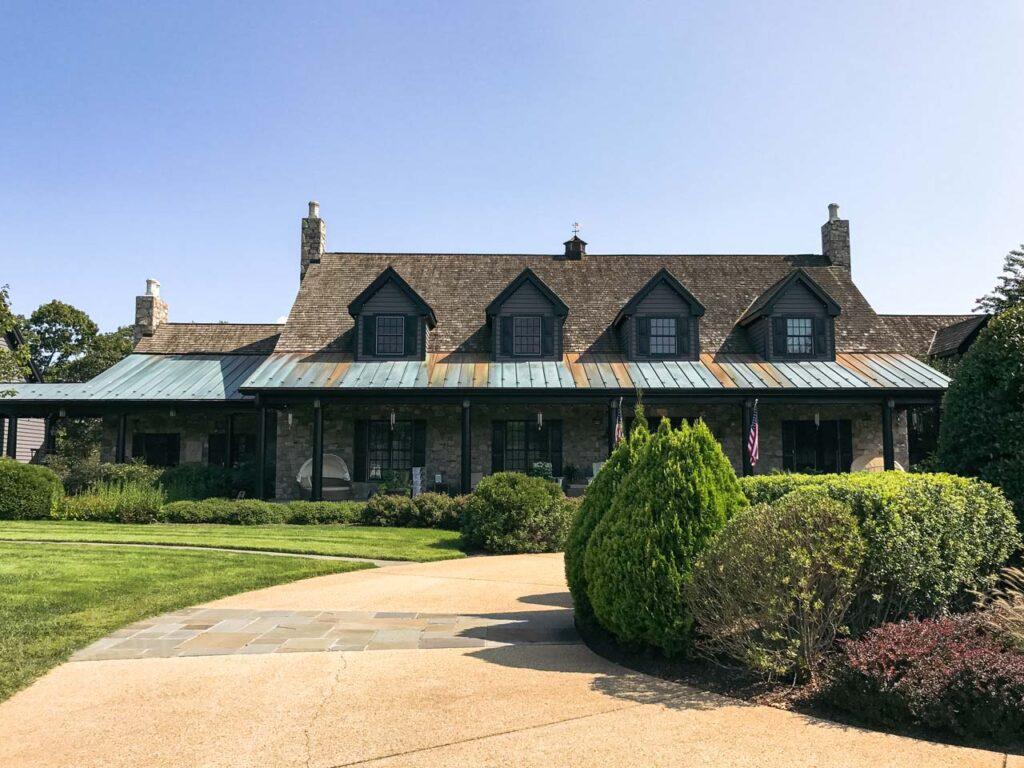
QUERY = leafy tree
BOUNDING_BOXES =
[938,304,1024,516]
[23,300,97,381]
[0,285,31,391]
[976,246,1024,314]
[50,326,133,383]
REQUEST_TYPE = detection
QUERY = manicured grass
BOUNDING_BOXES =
[0,542,370,701]
[0,520,465,562]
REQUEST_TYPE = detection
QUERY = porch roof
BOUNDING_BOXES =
[240,352,949,393]
[2,354,265,404]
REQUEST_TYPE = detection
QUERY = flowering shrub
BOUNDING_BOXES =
[823,615,1024,743]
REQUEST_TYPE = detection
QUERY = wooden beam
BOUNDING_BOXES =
[311,400,323,501]
[257,406,268,500]
[115,414,127,463]
[882,398,895,471]
[4,416,17,459]
[225,413,235,469]
[461,400,472,493]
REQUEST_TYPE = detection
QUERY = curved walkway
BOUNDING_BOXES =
[0,554,1015,767]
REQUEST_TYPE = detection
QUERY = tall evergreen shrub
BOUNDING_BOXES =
[583,418,746,655]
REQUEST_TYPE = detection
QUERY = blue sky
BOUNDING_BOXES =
[2,2,1022,330]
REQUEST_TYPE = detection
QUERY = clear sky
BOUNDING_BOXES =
[2,2,1022,330]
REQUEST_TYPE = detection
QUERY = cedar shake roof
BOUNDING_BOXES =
[877,314,978,359]
[928,315,990,358]
[134,323,283,355]
[276,252,909,355]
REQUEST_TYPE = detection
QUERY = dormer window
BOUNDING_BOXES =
[785,318,813,355]
[375,315,406,356]
[513,316,543,356]
[347,266,436,361]
[486,269,568,361]
[615,269,704,361]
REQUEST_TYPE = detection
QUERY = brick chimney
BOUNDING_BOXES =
[821,203,850,270]
[301,200,326,279]
[134,278,168,343]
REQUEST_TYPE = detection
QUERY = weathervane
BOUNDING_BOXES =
[571,222,581,237]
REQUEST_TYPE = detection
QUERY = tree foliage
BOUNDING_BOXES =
[583,418,746,656]
[0,285,31,389]
[938,304,1024,516]
[976,245,1024,314]
[23,300,98,380]
[50,326,133,383]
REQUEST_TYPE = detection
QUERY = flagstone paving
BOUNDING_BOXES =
[0,553,1014,768]
[72,605,577,660]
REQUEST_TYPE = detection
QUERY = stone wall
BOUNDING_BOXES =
[100,412,231,464]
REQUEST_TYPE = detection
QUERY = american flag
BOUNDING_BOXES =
[747,399,759,466]
[613,397,624,445]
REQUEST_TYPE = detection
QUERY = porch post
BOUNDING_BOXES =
[257,404,268,500]
[882,398,895,471]
[461,399,472,493]
[5,416,17,459]
[225,413,235,468]
[115,414,127,464]
[311,399,323,501]
[740,399,753,477]
[43,416,56,457]
[607,399,616,457]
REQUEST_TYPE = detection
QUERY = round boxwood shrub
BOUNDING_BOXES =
[938,304,1024,517]
[361,493,417,527]
[565,409,650,631]
[687,488,865,679]
[0,458,64,519]
[738,472,1020,631]
[584,418,746,656]
[462,472,573,554]
[411,492,463,530]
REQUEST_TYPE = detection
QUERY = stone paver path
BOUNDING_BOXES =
[73,605,576,660]
[0,553,1016,768]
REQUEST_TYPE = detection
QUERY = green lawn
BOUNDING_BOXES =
[0,542,370,701]
[0,520,465,562]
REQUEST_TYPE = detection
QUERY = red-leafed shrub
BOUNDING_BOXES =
[823,614,1024,743]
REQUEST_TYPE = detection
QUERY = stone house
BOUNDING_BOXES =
[2,203,981,499]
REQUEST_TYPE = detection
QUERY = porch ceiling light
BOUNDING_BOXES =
[390,409,396,431]
[537,411,543,431]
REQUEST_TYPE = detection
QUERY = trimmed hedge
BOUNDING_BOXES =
[737,473,1020,631]
[462,472,576,554]
[822,615,1024,743]
[687,488,865,679]
[584,419,746,656]
[159,498,363,525]
[0,459,64,520]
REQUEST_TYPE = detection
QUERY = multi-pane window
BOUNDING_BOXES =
[782,420,852,474]
[367,420,413,479]
[375,315,405,356]
[512,316,542,356]
[494,420,561,474]
[131,433,181,467]
[649,317,677,355]
[786,318,814,355]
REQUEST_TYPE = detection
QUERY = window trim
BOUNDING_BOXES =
[511,315,543,357]
[366,419,415,479]
[374,315,406,357]
[781,419,853,474]
[774,314,819,359]
[647,316,678,357]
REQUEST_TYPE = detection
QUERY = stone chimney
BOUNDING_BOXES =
[561,235,586,260]
[821,203,850,270]
[301,200,326,279]
[134,278,168,343]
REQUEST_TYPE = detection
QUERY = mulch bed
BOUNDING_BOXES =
[578,619,1024,757]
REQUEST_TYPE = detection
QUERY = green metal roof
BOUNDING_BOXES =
[3,354,265,402]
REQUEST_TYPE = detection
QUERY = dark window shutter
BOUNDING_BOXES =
[772,317,787,356]
[637,317,650,356]
[676,316,689,354]
[813,317,827,357]
[412,420,427,467]
[549,420,563,477]
[354,420,368,481]
[542,316,554,357]
[781,421,795,471]
[491,421,505,472]
[362,316,376,357]
[404,316,417,357]
[500,317,513,357]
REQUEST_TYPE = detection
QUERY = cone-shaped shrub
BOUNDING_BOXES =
[565,407,649,630]
[583,418,746,655]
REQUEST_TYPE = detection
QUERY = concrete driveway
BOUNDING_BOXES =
[0,553,1015,767]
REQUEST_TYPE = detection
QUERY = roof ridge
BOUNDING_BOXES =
[322,251,823,258]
